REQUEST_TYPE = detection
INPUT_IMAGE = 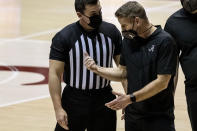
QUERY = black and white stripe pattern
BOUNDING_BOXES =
[69,33,114,90]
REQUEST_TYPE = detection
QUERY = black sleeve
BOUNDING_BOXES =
[49,32,69,63]
[113,26,122,56]
[164,19,172,35]
[157,37,177,75]
[119,40,126,66]
[119,54,126,66]
[164,18,181,55]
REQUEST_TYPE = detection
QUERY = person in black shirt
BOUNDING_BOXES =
[49,0,122,130]
[165,0,197,130]
[85,1,177,131]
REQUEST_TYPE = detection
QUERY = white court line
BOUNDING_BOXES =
[146,2,179,12]
[11,39,50,44]
[0,82,121,108]
[0,28,59,107]
[0,39,50,43]
[0,39,50,85]
[0,95,50,108]
[0,83,120,108]
[0,28,61,45]
[0,63,19,85]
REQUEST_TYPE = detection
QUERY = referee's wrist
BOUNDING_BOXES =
[54,105,63,112]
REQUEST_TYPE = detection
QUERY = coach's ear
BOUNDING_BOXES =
[135,17,143,28]
[76,12,83,19]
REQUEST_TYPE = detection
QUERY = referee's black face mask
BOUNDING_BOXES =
[83,11,102,29]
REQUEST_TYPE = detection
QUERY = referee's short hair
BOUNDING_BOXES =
[75,0,98,13]
[115,1,148,20]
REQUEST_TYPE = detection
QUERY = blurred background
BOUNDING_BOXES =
[0,0,191,130]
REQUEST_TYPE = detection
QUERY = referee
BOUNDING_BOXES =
[165,0,197,130]
[49,0,122,131]
[85,1,178,131]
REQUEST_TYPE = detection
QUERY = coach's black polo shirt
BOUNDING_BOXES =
[120,26,177,119]
[50,21,122,90]
[165,8,197,87]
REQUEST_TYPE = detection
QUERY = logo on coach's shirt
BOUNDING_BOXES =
[148,45,155,53]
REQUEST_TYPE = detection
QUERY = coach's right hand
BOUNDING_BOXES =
[84,52,98,72]
[55,108,69,130]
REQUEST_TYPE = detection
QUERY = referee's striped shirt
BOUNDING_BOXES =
[50,21,122,90]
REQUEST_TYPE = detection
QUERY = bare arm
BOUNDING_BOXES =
[133,74,171,102]
[49,60,64,110]
[96,65,127,81]
[113,45,128,119]
[105,74,171,110]
[113,55,120,66]
[121,79,128,94]
[84,53,127,81]
[49,60,69,130]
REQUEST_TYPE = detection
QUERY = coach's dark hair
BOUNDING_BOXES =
[75,0,98,13]
[180,0,197,13]
[115,1,147,20]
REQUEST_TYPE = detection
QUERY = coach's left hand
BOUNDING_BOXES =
[105,91,132,110]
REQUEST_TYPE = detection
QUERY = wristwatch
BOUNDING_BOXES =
[130,93,136,103]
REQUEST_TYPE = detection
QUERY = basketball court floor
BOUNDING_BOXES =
[0,0,192,130]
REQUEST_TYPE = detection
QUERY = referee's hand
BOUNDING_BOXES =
[55,108,69,130]
[84,52,98,72]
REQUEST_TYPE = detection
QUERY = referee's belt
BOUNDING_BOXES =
[66,85,112,96]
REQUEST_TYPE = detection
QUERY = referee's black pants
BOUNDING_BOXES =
[55,85,117,131]
[186,86,197,131]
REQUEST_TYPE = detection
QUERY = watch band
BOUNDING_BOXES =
[130,93,136,103]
